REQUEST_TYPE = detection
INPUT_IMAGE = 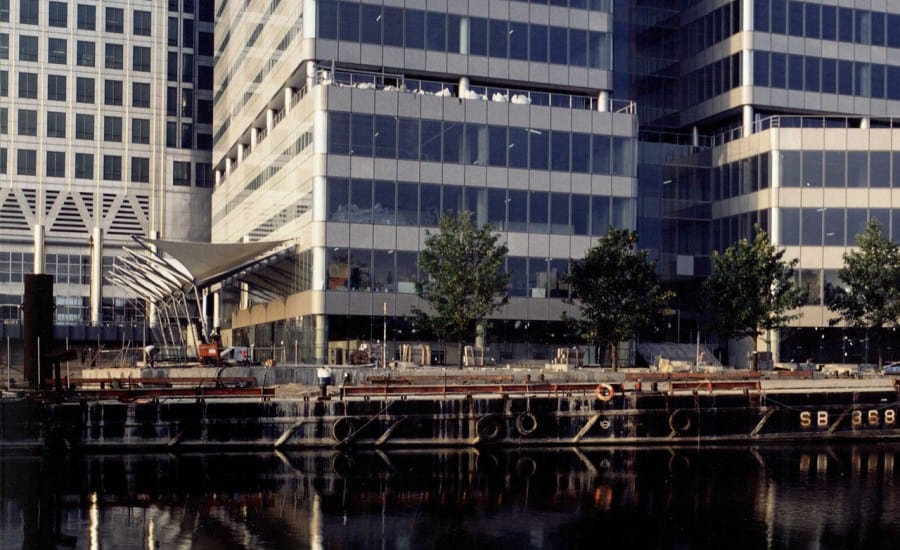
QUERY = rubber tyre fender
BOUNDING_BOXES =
[668,408,696,434]
[331,416,357,441]
[476,414,505,442]
[515,412,539,436]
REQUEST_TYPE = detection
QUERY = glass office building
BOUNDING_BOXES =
[0,0,214,342]
[211,0,639,364]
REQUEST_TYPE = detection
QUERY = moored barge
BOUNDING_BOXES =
[5,372,900,452]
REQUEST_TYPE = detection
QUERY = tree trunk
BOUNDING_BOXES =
[457,340,463,369]
[610,341,618,371]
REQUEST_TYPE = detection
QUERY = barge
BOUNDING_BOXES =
[4,371,900,452]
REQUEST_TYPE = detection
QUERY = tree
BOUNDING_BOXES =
[566,228,673,369]
[827,219,900,368]
[412,211,510,367]
[703,225,806,365]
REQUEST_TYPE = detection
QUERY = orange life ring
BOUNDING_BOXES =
[596,383,615,402]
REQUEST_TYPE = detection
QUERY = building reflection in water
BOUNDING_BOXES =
[2,445,900,548]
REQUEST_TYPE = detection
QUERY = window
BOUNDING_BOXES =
[48,38,66,64]
[197,99,212,123]
[167,52,178,81]
[0,0,7,22]
[0,107,6,133]
[196,162,212,187]
[75,153,93,179]
[166,121,177,147]
[46,111,65,138]
[47,74,66,101]
[103,155,122,181]
[183,19,194,48]
[76,40,94,66]
[104,80,122,105]
[168,17,178,46]
[105,43,123,69]
[197,65,213,89]
[0,71,6,97]
[181,88,193,116]
[0,148,6,174]
[133,46,151,72]
[20,0,38,25]
[181,123,193,149]
[166,87,177,116]
[173,161,191,185]
[182,53,193,82]
[0,33,6,59]
[134,10,151,36]
[132,82,150,108]
[77,4,95,30]
[131,157,149,183]
[48,1,66,27]
[17,149,37,175]
[75,113,94,140]
[106,7,124,33]
[131,118,149,144]
[103,116,122,142]
[46,151,65,177]
[198,32,213,56]
[19,35,38,61]
[18,109,37,136]
[76,77,94,103]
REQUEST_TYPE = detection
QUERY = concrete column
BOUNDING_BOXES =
[90,226,103,327]
[598,90,610,112]
[284,87,294,113]
[237,143,245,163]
[459,76,470,98]
[314,314,327,365]
[861,117,870,129]
[266,109,275,132]
[692,126,700,148]
[148,231,159,329]
[215,169,222,186]
[225,157,233,175]
[251,127,259,148]
[743,105,754,137]
[213,290,221,330]
[33,224,45,274]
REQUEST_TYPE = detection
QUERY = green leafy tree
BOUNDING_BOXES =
[827,219,900,368]
[566,228,673,369]
[412,211,510,367]
[703,225,806,365]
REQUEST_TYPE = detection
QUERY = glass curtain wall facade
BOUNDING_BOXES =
[212,0,638,364]
[0,0,214,345]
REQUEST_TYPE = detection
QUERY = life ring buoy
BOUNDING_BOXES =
[476,414,504,442]
[669,409,696,434]
[596,383,615,402]
[515,412,538,436]
[331,416,356,441]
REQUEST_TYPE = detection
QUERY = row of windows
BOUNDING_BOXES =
[682,53,742,108]
[714,153,772,201]
[8,73,150,106]
[754,51,900,100]
[14,1,150,35]
[328,113,635,176]
[13,37,152,72]
[13,111,150,143]
[3,149,149,183]
[780,150,900,189]
[780,209,898,248]
[317,1,612,70]
[754,0,900,49]
[172,161,214,188]
[682,1,741,57]
[326,177,634,236]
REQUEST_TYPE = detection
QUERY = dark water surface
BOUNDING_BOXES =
[2,444,900,549]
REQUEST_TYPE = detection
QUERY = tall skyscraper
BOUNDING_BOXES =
[0,1,214,346]
[211,0,638,364]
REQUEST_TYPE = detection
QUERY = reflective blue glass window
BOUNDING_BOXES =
[802,151,822,187]
[360,5,381,44]
[611,197,632,230]
[824,151,845,187]
[397,182,417,226]
[383,7,403,47]
[770,0,786,34]
[592,135,610,175]
[550,27,567,64]
[612,137,632,177]
[442,185,462,216]
[780,151,801,186]
[508,128,528,169]
[530,25,547,63]
[854,10,870,45]
[420,121,442,162]
[804,3,820,39]
[871,64,885,99]
[507,257,527,297]
[888,66,900,101]
[780,208,800,245]
[800,208,825,246]
[405,10,424,49]
[771,53,786,88]
[569,29,587,67]
[350,179,372,222]
[463,124,484,166]
[588,32,608,69]
[893,152,900,187]
[870,152,890,187]
[350,114,373,156]
[571,133,590,173]
[489,20,508,58]
[529,130,548,170]
[804,57,819,92]
[327,177,350,220]
[788,55,803,90]
[847,151,868,187]
[470,17,487,56]
[448,15,461,53]
[550,193,569,235]
[426,12,446,51]
[318,0,337,39]
[488,126,507,167]
[338,2,359,42]
[855,63,870,96]
[572,193,589,235]
[550,131,569,172]
[847,209,868,241]
[838,60,853,95]
[888,15,900,48]
[328,112,350,154]
[487,188,506,229]
[871,12,885,46]
[420,184,440,226]
[510,22,528,60]
[398,119,418,161]
[442,122,463,164]
[754,0,769,31]
[788,1,803,37]
[507,190,528,232]
[821,59,836,94]
[824,209,844,246]
[591,196,609,234]
[838,7,853,42]
[754,51,769,86]
[821,5,836,40]
[529,191,549,233]
[374,116,397,159]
